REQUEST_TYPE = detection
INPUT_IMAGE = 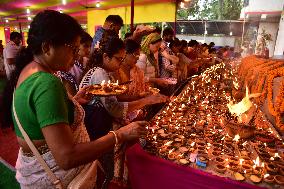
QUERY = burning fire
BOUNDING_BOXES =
[227,86,261,123]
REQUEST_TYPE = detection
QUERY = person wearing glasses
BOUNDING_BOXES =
[56,31,93,96]
[116,39,148,101]
[80,36,168,186]
[80,35,168,140]
[7,10,147,188]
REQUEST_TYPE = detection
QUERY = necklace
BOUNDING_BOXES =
[33,59,54,74]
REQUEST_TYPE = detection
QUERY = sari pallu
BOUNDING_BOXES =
[15,95,91,189]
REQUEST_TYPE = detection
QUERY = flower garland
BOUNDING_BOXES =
[266,68,284,116]
[274,80,284,132]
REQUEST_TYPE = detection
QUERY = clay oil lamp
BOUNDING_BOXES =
[214,156,225,165]
[229,162,239,172]
[252,166,263,176]
[229,157,239,164]
[212,150,222,157]
[234,172,245,181]
[275,175,284,185]
[189,142,197,152]
[179,158,190,165]
[172,141,182,148]
[215,164,227,174]
[266,145,277,154]
[265,163,279,174]
[244,160,254,166]
[159,148,168,157]
[249,175,262,184]
[196,141,206,147]
[178,146,189,154]
[240,150,250,157]
[279,168,284,177]
[241,164,252,174]
[168,149,177,160]
[263,174,274,184]
[259,152,271,162]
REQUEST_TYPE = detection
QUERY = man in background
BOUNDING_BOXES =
[3,32,22,80]
[91,15,123,49]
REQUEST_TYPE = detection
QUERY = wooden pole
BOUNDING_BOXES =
[130,0,134,33]
[174,0,178,37]
[241,13,246,47]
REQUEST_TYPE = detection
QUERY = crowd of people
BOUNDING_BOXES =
[1,10,238,189]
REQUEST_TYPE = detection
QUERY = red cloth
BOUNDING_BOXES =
[126,144,265,189]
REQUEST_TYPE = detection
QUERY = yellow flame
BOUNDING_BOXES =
[153,135,157,141]
[264,174,270,178]
[233,134,240,142]
[168,149,174,154]
[164,141,173,146]
[253,157,260,167]
[227,86,261,117]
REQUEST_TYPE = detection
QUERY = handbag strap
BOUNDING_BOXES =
[12,92,63,189]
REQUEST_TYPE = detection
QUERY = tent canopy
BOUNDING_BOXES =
[0,0,174,26]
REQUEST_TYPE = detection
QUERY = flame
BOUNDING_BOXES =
[115,80,118,85]
[233,81,239,90]
[264,174,270,178]
[168,149,174,154]
[239,158,244,165]
[253,157,260,167]
[274,153,280,158]
[164,141,173,146]
[227,86,261,117]
[233,134,240,142]
[153,135,157,141]
[107,80,111,84]
[101,80,105,85]
[190,142,195,147]
[261,162,264,167]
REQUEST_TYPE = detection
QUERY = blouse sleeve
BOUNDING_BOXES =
[33,75,70,128]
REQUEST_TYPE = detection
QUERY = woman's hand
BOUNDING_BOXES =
[73,86,93,105]
[117,121,148,141]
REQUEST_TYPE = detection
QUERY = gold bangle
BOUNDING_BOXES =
[109,131,118,146]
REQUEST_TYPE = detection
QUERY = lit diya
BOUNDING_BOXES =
[263,174,274,184]
[241,164,252,174]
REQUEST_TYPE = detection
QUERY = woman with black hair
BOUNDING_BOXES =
[8,10,146,188]
[80,37,168,140]
[56,31,93,96]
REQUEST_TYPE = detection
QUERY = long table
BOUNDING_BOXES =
[126,144,265,189]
